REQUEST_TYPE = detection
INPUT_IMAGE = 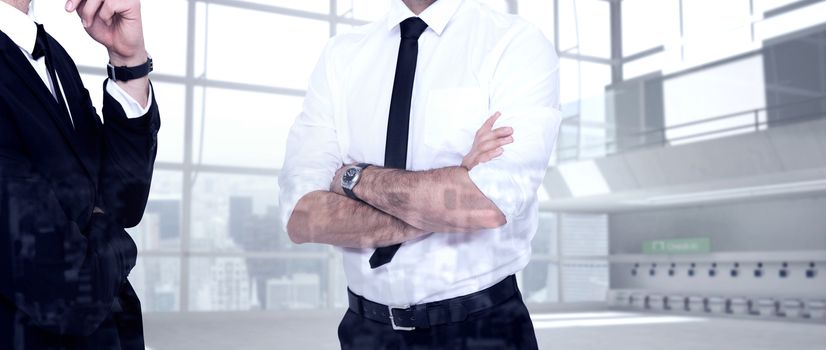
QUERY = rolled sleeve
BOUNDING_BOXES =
[468,107,561,219]
[468,24,561,219]
[278,42,342,233]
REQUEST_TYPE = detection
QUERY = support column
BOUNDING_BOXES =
[610,0,624,84]
[180,0,197,312]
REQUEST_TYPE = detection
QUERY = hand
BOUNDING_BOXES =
[330,164,352,196]
[65,0,147,67]
[66,0,150,106]
[461,112,513,170]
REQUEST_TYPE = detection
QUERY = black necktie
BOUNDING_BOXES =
[369,17,429,269]
[32,23,73,125]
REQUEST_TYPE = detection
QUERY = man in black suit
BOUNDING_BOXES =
[0,0,159,349]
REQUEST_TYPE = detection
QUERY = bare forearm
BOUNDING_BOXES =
[109,53,150,107]
[113,76,150,107]
[355,166,506,233]
[287,191,428,249]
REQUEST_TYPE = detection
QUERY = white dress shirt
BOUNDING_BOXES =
[280,0,561,306]
[0,1,152,124]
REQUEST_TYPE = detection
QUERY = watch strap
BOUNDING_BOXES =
[108,56,153,82]
[343,186,358,201]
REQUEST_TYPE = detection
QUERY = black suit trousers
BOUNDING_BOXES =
[338,291,539,350]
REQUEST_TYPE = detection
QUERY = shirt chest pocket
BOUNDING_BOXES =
[421,87,489,166]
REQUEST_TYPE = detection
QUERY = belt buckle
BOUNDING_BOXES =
[388,305,416,331]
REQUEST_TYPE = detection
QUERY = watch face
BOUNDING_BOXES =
[343,168,359,184]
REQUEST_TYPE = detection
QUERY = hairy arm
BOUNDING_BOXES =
[287,191,428,248]
[349,166,505,233]
[328,113,513,234]
[324,111,514,234]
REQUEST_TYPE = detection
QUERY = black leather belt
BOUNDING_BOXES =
[347,275,518,331]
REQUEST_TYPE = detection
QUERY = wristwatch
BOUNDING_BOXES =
[341,163,371,201]
[107,56,153,82]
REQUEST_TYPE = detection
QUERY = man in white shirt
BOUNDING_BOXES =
[280,0,560,348]
[0,0,158,349]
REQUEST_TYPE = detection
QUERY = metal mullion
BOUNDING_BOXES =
[558,52,614,65]
[550,212,558,304]
[678,0,685,61]
[506,0,518,14]
[621,45,664,64]
[531,254,561,261]
[154,162,281,177]
[763,0,826,19]
[750,0,755,43]
[77,67,187,84]
[76,66,306,97]
[325,248,339,309]
[192,0,367,26]
[187,78,305,97]
[330,0,338,37]
[143,250,329,260]
[179,0,198,312]
[326,0,338,310]
[554,0,560,51]
[564,256,611,262]
[609,0,623,84]
[556,214,565,303]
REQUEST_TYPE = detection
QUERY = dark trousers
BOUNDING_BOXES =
[338,290,538,350]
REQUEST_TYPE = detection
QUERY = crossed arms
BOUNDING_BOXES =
[286,114,514,249]
[280,26,561,250]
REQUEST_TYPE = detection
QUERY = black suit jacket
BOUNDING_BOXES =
[0,28,159,350]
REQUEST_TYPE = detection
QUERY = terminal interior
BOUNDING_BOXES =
[29,0,826,348]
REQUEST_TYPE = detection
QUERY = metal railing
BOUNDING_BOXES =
[557,95,826,162]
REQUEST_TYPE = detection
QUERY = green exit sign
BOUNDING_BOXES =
[643,238,711,254]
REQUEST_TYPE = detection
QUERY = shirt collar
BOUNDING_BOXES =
[385,0,464,36]
[0,1,37,56]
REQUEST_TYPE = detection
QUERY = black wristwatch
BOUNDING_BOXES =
[107,56,153,82]
[341,163,371,201]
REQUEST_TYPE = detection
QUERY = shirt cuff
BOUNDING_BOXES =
[105,79,154,119]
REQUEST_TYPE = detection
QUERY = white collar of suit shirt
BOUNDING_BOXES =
[386,0,465,37]
[0,1,38,57]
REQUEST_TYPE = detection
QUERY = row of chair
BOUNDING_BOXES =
[610,290,826,319]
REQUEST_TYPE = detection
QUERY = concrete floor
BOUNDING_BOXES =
[144,305,826,350]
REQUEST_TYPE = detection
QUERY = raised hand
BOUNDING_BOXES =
[65,0,149,105]
[65,0,147,67]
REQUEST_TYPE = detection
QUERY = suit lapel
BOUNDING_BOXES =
[51,40,101,180]
[0,31,96,180]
